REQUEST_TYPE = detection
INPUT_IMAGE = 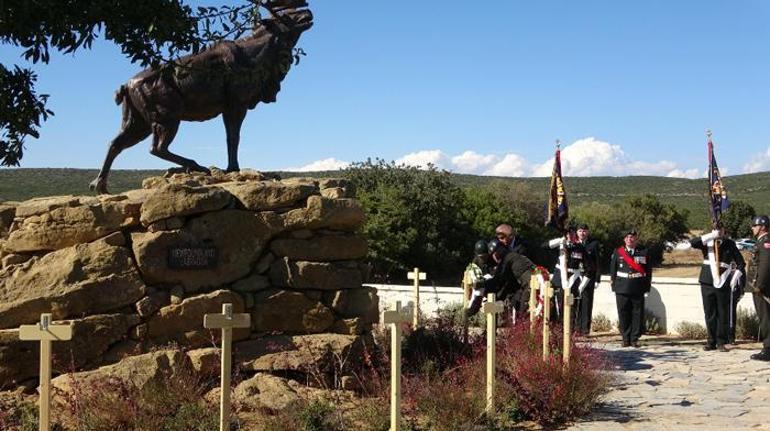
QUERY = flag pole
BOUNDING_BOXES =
[554,140,573,366]
[707,129,721,273]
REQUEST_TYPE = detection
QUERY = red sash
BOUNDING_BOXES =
[617,247,646,277]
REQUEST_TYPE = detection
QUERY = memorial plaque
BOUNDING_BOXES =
[168,245,218,269]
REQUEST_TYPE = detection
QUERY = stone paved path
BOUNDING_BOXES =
[568,340,770,430]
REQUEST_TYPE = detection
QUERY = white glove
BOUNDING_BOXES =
[730,270,743,290]
[547,237,566,249]
[701,229,721,243]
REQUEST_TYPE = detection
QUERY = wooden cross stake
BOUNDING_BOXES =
[482,293,504,415]
[558,243,573,366]
[204,303,251,431]
[383,301,409,431]
[19,313,73,431]
[529,272,539,334]
[543,281,553,361]
[563,291,574,367]
[406,267,426,328]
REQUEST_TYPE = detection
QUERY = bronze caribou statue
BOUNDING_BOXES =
[89,0,313,193]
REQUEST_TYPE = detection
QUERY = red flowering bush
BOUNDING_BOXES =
[497,321,614,426]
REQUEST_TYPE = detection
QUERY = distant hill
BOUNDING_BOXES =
[2,168,769,228]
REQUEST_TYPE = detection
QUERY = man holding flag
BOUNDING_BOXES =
[545,142,570,322]
[690,132,744,352]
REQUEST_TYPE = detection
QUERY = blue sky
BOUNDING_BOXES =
[3,0,770,177]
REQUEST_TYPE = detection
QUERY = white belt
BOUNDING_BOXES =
[554,264,577,274]
[617,272,645,279]
[702,260,730,269]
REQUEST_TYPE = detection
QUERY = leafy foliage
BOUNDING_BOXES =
[721,200,756,239]
[0,0,265,166]
[572,194,690,266]
[0,65,52,166]
[343,159,478,282]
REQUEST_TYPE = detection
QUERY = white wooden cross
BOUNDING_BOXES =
[383,301,409,431]
[406,267,426,328]
[529,272,539,334]
[19,313,73,431]
[543,280,553,361]
[563,290,574,367]
[482,293,504,415]
[204,303,251,431]
[558,242,572,364]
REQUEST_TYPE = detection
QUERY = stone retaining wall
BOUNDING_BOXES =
[0,170,378,388]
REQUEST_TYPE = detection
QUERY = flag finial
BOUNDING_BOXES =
[706,129,713,140]
[556,139,561,150]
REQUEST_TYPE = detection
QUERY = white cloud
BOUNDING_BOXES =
[744,148,770,173]
[450,151,498,174]
[530,137,696,178]
[395,150,449,169]
[485,153,529,177]
[285,157,349,172]
[666,168,702,179]
[289,137,705,178]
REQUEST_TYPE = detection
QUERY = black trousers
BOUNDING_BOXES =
[574,282,596,334]
[754,292,770,349]
[701,284,729,347]
[616,293,645,343]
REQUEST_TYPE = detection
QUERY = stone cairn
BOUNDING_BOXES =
[0,169,378,412]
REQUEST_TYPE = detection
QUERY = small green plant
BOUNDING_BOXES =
[736,307,760,341]
[436,301,483,327]
[591,313,613,332]
[0,397,41,431]
[675,321,707,340]
[644,308,664,335]
[297,399,341,431]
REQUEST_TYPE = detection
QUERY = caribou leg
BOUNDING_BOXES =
[223,107,248,172]
[90,119,152,194]
[149,121,210,174]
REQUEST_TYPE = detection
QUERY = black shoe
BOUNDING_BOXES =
[621,341,631,347]
[703,345,717,351]
[750,349,770,361]
[632,341,641,348]
[717,345,728,352]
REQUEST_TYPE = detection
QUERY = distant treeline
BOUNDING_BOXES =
[2,167,769,230]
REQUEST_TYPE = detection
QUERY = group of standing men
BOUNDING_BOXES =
[465,223,602,336]
[465,218,770,362]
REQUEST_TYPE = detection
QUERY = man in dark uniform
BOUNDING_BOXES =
[748,215,770,361]
[548,229,585,324]
[690,227,745,351]
[466,239,534,320]
[574,223,601,334]
[610,228,652,348]
[496,223,530,257]
[496,224,532,318]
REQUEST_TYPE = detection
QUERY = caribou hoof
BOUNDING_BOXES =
[191,165,211,175]
[89,178,109,195]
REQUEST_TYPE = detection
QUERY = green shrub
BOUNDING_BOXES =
[591,313,613,332]
[675,321,707,340]
[736,307,760,341]
[644,309,664,335]
[297,399,343,431]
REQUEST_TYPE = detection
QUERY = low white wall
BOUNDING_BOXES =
[368,277,757,335]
